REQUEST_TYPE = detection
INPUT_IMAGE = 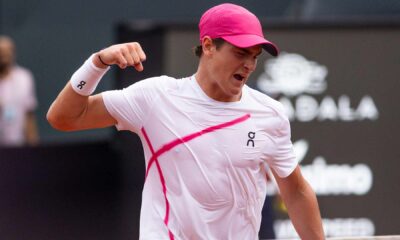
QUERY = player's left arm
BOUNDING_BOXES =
[272,165,325,239]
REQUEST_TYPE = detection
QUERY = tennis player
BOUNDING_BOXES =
[47,3,324,240]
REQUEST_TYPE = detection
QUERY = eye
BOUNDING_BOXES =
[235,51,246,58]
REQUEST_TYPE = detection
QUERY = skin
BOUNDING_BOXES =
[0,36,39,145]
[47,39,325,239]
[195,37,261,102]
[0,36,15,79]
[273,167,325,239]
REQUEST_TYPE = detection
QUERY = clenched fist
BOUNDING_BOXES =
[94,42,147,71]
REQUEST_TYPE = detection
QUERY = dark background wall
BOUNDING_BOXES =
[0,139,146,240]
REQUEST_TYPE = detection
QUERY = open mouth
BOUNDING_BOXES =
[233,74,245,81]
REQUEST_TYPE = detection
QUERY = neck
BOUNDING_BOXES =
[195,65,241,102]
[0,65,12,79]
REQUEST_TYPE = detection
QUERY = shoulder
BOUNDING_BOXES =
[105,75,190,102]
[127,75,185,92]
[245,86,286,117]
[245,86,291,135]
[7,66,35,89]
[12,65,34,80]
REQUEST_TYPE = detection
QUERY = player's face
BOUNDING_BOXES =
[207,42,262,102]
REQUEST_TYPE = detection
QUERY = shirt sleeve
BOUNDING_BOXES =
[102,76,164,134]
[263,114,297,178]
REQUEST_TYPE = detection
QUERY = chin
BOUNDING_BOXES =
[229,90,242,99]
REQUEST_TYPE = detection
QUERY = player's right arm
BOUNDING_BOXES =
[47,42,146,131]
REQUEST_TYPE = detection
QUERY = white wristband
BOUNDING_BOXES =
[70,54,110,96]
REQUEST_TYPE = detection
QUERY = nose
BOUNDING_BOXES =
[244,57,257,72]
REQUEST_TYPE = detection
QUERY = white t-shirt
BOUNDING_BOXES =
[0,66,37,146]
[103,75,297,240]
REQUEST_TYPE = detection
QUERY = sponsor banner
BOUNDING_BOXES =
[249,28,400,237]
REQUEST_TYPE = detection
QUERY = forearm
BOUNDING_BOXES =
[47,83,91,131]
[284,181,324,239]
[274,167,324,239]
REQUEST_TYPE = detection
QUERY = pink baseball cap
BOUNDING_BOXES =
[199,3,279,56]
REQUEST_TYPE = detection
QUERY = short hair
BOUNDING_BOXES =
[193,38,225,58]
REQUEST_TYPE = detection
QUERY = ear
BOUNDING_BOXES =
[201,36,215,56]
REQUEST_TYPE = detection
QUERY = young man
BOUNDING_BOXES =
[0,36,39,146]
[47,3,324,240]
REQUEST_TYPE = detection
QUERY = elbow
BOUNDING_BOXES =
[46,110,75,132]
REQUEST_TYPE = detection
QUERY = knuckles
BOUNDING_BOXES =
[104,42,145,68]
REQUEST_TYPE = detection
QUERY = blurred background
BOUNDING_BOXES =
[1,0,400,239]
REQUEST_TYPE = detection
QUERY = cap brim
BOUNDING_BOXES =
[221,34,279,57]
